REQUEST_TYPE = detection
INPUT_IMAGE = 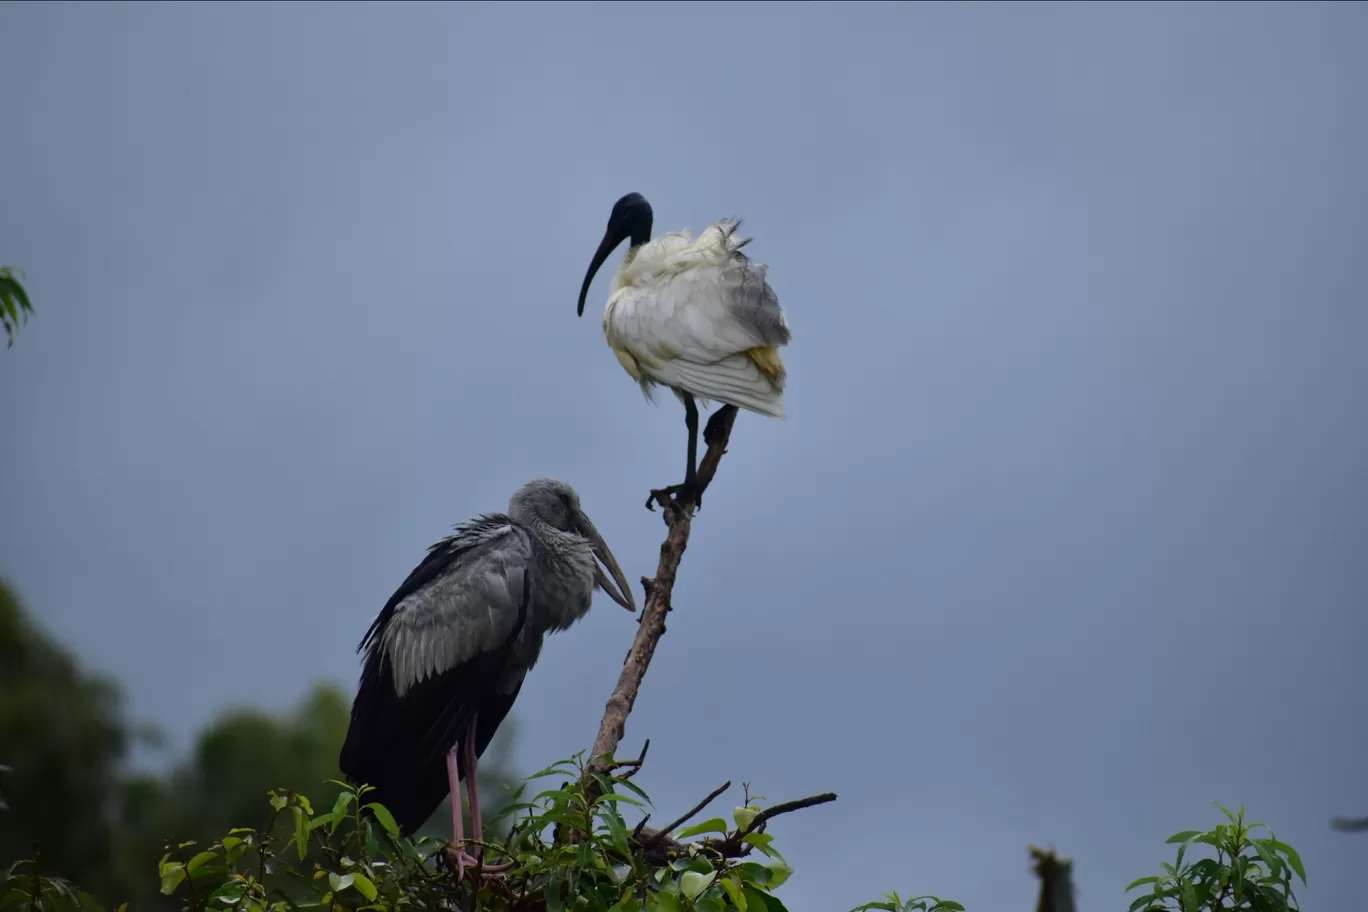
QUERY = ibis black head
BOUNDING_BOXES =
[577,192,654,317]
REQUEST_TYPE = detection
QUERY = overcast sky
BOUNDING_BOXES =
[2,1,1366,909]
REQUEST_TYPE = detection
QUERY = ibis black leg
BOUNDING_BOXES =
[683,395,700,492]
[647,395,705,511]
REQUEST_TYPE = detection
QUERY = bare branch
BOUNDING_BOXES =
[606,739,650,780]
[582,407,739,790]
[645,781,731,846]
[698,792,838,859]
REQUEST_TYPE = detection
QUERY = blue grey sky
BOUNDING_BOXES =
[2,1,1365,908]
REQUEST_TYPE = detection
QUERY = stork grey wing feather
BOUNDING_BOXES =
[374,520,532,698]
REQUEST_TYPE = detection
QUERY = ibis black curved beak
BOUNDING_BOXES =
[577,228,626,318]
[577,192,654,318]
[573,509,636,612]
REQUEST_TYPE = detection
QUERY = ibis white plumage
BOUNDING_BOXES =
[576,192,792,508]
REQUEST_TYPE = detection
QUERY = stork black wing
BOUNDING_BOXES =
[339,518,531,836]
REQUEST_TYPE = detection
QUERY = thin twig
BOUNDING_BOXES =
[607,739,650,780]
[698,791,838,858]
[645,781,731,846]
[747,792,838,833]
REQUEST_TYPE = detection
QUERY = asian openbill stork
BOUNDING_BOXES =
[576,192,792,510]
[338,478,635,876]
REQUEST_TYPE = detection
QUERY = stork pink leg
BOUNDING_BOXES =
[458,715,514,874]
[461,716,483,855]
[444,747,480,879]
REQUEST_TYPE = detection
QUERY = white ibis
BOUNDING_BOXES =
[576,193,792,509]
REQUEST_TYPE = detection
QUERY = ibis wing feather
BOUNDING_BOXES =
[605,217,791,417]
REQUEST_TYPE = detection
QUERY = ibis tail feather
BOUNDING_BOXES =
[663,354,786,420]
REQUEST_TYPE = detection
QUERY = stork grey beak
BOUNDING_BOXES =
[577,227,626,318]
[574,510,636,612]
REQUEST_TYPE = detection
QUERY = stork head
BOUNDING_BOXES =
[577,192,654,317]
[510,478,636,612]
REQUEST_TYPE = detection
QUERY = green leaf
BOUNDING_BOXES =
[269,792,288,812]
[363,803,401,838]
[351,872,378,902]
[331,790,356,817]
[646,892,680,912]
[734,863,773,887]
[614,777,655,807]
[1270,839,1307,883]
[758,895,790,912]
[328,873,355,894]
[528,760,582,779]
[720,876,747,911]
[309,812,339,832]
[695,899,725,912]
[766,863,793,890]
[1165,830,1202,844]
[292,806,309,860]
[600,804,631,856]
[544,877,565,912]
[209,884,246,906]
[595,793,647,808]
[680,871,716,902]
[159,865,187,896]
[733,807,758,832]
[676,817,729,839]
[222,837,248,866]
[741,888,771,912]
[186,851,219,874]
[742,831,782,860]
[1251,840,1282,877]
[1125,876,1161,892]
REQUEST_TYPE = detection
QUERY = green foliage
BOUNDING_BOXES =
[1,757,827,912]
[0,578,133,901]
[0,268,34,348]
[846,894,963,912]
[1125,802,1304,912]
[0,578,520,911]
[0,739,1309,912]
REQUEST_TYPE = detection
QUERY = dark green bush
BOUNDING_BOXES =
[2,751,1303,912]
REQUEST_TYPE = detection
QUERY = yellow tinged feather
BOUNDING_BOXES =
[746,345,786,378]
[648,339,681,361]
[612,347,644,381]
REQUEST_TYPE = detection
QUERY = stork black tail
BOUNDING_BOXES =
[338,647,525,838]
[338,661,469,837]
